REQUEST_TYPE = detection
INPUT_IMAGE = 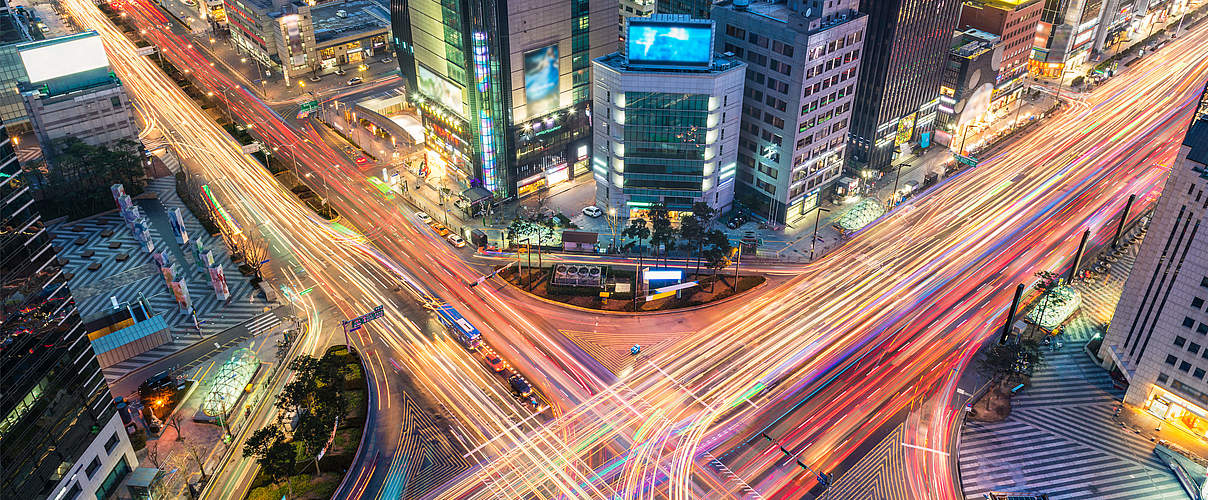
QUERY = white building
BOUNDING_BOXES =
[1099,83,1208,433]
[592,15,745,219]
[17,31,138,154]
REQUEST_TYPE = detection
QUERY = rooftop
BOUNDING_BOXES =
[596,51,744,74]
[312,0,389,44]
[1184,118,1208,169]
[714,0,861,35]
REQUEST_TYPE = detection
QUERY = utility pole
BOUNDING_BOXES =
[891,162,908,206]
[810,207,830,261]
[732,244,742,291]
[1113,194,1136,248]
[1000,283,1025,344]
[1069,229,1091,282]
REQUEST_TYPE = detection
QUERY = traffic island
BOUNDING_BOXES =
[242,345,367,500]
[499,266,765,312]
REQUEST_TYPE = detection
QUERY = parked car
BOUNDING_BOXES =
[346,76,363,85]
[415,212,432,223]
[431,223,451,236]
[486,355,506,372]
[446,234,466,248]
[726,214,748,229]
[380,57,393,63]
[354,156,369,165]
[582,205,603,218]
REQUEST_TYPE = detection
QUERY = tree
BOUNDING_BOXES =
[293,404,338,475]
[163,412,185,441]
[1032,270,1061,332]
[145,440,162,469]
[621,218,650,255]
[263,440,297,493]
[242,237,270,280]
[679,202,718,277]
[701,229,732,292]
[976,340,1044,382]
[243,424,284,463]
[648,203,675,268]
[34,137,147,219]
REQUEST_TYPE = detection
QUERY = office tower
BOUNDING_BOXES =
[619,0,656,40]
[958,0,1044,112]
[712,0,866,224]
[391,0,618,201]
[1,122,136,499]
[848,0,963,171]
[657,0,711,18]
[592,15,744,218]
[1030,0,1105,78]
[1092,0,1139,54]
[0,0,32,127]
[1099,83,1208,430]
[936,29,1002,150]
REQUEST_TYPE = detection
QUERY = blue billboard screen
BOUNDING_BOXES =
[627,24,712,66]
[524,45,560,117]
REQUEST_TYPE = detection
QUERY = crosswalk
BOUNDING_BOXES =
[959,343,1183,497]
[828,423,911,500]
[384,392,470,499]
[100,311,282,382]
[51,176,275,382]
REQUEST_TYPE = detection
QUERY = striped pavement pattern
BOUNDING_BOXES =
[50,177,272,381]
[558,329,693,375]
[959,339,1183,499]
[387,392,470,499]
[100,311,281,382]
[828,422,911,500]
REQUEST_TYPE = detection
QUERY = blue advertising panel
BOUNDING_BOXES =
[417,64,464,118]
[524,45,560,117]
[627,23,713,66]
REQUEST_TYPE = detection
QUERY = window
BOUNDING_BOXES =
[86,457,102,478]
[1176,336,1188,347]
[1186,317,1198,328]
[1201,276,1208,288]
[1198,323,1208,334]
[1167,354,1179,365]
[105,432,120,454]
[725,25,746,40]
[1191,342,1202,354]
[1180,361,1192,372]
[110,96,121,108]
[1195,368,1205,379]
[1159,373,1170,383]
[1194,297,1205,309]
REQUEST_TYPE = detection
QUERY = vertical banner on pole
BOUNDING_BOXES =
[111,184,125,205]
[170,279,192,314]
[169,207,190,245]
[209,265,230,301]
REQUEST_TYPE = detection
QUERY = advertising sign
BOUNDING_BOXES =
[627,22,713,66]
[170,279,192,314]
[417,65,464,117]
[169,208,189,245]
[209,265,230,301]
[524,45,560,117]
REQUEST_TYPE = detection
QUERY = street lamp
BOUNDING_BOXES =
[810,207,831,261]
[606,206,619,252]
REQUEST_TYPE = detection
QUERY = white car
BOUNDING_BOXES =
[415,212,432,223]
[446,234,466,248]
[347,77,363,86]
[582,205,603,218]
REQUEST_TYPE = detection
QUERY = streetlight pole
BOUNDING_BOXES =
[890,162,908,207]
[810,207,830,261]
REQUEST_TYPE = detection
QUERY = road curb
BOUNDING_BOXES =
[496,274,769,316]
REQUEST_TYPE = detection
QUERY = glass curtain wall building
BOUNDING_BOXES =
[847,0,963,171]
[1,122,132,499]
[391,0,617,201]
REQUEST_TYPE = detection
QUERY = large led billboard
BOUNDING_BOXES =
[627,21,713,67]
[417,64,464,118]
[19,31,110,84]
[524,44,560,117]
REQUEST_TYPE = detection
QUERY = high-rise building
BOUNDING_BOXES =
[0,0,33,127]
[936,29,1002,150]
[0,121,136,499]
[848,0,963,172]
[657,0,711,18]
[958,0,1044,113]
[1030,0,1104,78]
[1098,83,1208,429]
[1092,0,1139,54]
[712,0,866,224]
[391,0,617,201]
[619,0,656,40]
[592,16,744,219]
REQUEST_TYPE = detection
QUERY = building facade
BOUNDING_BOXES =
[936,29,1003,150]
[657,0,711,18]
[848,0,963,172]
[713,0,866,224]
[225,0,391,86]
[0,121,136,499]
[0,1,33,127]
[17,32,138,159]
[958,0,1043,112]
[1030,0,1104,77]
[1099,84,1208,434]
[391,0,617,201]
[619,0,656,40]
[592,16,744,218]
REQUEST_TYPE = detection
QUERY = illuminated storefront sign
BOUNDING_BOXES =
[472,32,500,195]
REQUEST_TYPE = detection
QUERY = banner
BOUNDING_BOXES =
[524,45,560,117]
[169,208,189,245]
[170,279,192,314]
[209,265,230,301]
[111,184,125,205]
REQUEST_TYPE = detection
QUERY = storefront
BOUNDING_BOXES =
[1146,387,1208,438]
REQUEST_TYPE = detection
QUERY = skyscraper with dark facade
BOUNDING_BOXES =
[657,0,711,18]
[1,122,135,499]
[848,0,963,171]
[390,0,616,201]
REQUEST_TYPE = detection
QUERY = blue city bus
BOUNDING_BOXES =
[433,303,483,351]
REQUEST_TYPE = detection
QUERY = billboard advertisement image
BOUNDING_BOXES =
[417,64,465,117]
[627,22,712,66]
[524,45,560,117]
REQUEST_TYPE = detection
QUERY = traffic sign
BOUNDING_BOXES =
[343,305,385,332]
[954,154,979,167]
[300,100,319,113]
